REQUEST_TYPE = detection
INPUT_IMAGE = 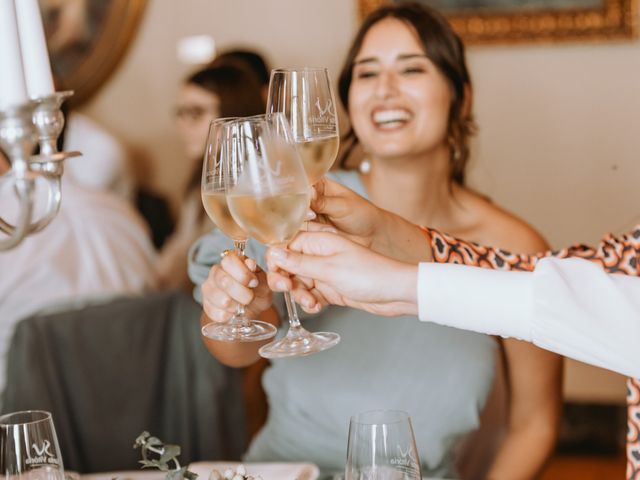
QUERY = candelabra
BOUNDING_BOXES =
[0,91,80,250]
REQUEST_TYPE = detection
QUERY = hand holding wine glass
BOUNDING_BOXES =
[224,113,340,358]
[200,118,277,342]
[267,67,339,185]
[265,231,419,318]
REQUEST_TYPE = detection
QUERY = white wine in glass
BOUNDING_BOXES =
[200,118,277,343]
[295,135,339,186]
[202,190,247,242]
[267,67,339,185]
[225,113,340,358]
[226,192,309,246]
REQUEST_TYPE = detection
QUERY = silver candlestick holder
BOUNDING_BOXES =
[0,90,81,250]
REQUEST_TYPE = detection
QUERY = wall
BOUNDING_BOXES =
[82,0,640,402]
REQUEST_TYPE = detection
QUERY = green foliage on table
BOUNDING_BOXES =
[133,431,198,480]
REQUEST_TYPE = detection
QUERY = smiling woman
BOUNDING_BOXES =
[359,0,636,43]
[188,3,563,479]
[39,0,147,107]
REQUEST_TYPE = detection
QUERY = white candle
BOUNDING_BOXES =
[0,0,28,109]
[15,0,55,99]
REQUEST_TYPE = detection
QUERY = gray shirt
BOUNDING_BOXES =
[188,170,496,478]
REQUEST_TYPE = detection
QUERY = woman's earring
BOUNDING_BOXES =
[359,159,371,174]
[448,136,461,162]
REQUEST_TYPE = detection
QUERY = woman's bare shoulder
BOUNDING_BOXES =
[456,188,549,254]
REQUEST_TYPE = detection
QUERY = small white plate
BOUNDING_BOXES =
[189,462,320,480]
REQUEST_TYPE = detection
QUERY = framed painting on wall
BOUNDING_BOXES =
[358,0,636,44]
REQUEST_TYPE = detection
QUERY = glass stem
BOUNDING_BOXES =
[283,291,302,329]
[233,240,248,322]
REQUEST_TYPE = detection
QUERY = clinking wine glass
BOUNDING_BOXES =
[345,410,422,480]
[200,117,277,342]
[267,67,339,185]
[0,410,65,480]
[223,113,340,358]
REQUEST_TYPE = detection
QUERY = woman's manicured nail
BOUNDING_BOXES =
[244,258,257,272]
[270,248,287,263]
[248,278,259,288]
[276,280,287,291]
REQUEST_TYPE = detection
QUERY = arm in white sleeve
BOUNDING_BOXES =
[418,257,640,378]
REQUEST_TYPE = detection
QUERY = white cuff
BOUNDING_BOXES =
[532,258,640,378]
[417,263,534,341]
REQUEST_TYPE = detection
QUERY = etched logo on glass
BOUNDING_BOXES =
[26,440,59,466]
[312,99,336,126]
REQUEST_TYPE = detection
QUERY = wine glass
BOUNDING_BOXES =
[267,67,339,185]
[223,113,340,358]
[200,117,277,342]
[0,410,65,480]
[345,410,422,480]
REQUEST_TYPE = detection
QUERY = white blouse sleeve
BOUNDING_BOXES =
[417,257,640,378]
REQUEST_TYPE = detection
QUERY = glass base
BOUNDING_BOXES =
[258,330,340,358]
[202,319,277,342]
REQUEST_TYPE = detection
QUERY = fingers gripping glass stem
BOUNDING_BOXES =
[200,117,276,343]
[216,113,339,358]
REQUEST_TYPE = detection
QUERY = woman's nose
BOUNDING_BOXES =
[374,70,398,99]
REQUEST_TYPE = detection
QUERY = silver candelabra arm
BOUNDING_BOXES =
[0,174,60,236]
[0,168,35,250]
[0,91,81,250]
[0,101,37,249]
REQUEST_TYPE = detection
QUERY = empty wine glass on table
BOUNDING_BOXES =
[200,118,278,342]
[267,67,339,185]
[345,410,422,480]
[0,410,65,480]
[223,113,340,358]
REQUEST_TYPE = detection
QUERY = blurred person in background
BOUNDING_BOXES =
[0,144,158,406]
[157,64,265,290]
[211,48,271,101]
[190,3,562,478]
[63,110,135,201]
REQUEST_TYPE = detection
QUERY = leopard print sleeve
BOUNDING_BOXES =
[423,225,640,276]
[421,224,640,479]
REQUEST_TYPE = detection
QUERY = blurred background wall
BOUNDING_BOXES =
[80,0,640,403]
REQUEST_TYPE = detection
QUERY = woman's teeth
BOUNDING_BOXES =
[373,109,411,128]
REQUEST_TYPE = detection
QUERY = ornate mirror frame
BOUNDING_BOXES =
[43,0,148,107]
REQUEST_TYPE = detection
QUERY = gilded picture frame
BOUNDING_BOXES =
[41,0,148,107]
[358,0,636,44]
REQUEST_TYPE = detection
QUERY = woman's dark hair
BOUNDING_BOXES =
[184,64,265,193]
[187,64,265,118]
[337,2,476,185]
[211,49,271,87]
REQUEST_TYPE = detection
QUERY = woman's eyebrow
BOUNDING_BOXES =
[397,53,428,61]
[353,57,379,66]
[353,53,428,66]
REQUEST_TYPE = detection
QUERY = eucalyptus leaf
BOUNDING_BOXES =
[160,445,181,463]
[183,470,198,480]
[167,468,188,480]
[134,431,199,480]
